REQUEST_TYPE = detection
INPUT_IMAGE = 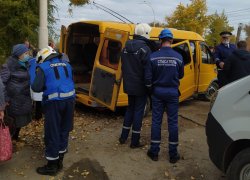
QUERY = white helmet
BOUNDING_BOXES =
[134,23,152,39]
[36,46,57,64]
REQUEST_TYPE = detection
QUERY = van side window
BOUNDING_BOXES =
[173,43,192,65]
[99,39,122,70]
[200,44,214,64]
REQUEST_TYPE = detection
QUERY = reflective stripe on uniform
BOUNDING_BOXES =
[146,84,152,87]
[151,140,161,143]
[60,89,75,98]
[150,57,182,63]
[48,92,58,99]
[59,149,67,154]
[123,126,130,129]
[46,156,59,160]
[140,48,146,53]
[169,142,178,145]
[132,130,140,134]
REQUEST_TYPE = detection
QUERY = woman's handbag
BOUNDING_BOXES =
[4,110,16,136]
[0,118,13,161]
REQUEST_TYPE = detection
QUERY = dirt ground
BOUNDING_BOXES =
[0,99,228,180]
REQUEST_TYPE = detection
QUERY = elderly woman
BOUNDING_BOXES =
[0,44,32,141]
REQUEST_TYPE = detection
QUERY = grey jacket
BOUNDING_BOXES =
[0,77,4,111]
[0,56,32,116]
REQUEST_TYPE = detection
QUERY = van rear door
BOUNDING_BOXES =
[60,25,66,53]
[89,28,129,111]
[171,40,195,101]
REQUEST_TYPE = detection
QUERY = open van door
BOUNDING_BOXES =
[197,42,218,94]
[60,25,66,53]
[171,40,195,101]
[89,28,129,111]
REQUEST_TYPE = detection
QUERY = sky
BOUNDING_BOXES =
[53,0,250,40]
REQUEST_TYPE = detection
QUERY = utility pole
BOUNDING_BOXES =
[140,1,155,27]
[39,0,48,49]
[236,23,243,45]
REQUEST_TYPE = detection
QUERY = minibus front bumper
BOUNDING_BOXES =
[206,112,233,173]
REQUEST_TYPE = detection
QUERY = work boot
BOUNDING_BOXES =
[58,153,65,171]
[36,160,58,176]
[119,137,126,144]
[130,142,145,149]
[170,153,180,164]
[147,150,158,161]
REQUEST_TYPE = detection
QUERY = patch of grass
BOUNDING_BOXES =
[0,55,8,67]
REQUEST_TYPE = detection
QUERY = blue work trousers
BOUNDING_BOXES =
[120,95,147,145]
[150,87,179,157]
[44,98,74,160]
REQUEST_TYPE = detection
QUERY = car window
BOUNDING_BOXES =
[173,43,192,66]
[99,39,122,70]
[200,43,214,64]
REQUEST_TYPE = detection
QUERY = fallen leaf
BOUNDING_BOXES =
[69,175,74,178]
[18,172,23,175]
[191,176,195,179]
[165,172,169,177]
[104,171,108,173]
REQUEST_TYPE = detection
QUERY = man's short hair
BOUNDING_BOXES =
[160,37,172,43]
[237,41,247,49]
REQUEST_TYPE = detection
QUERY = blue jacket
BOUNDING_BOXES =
[145,47,184,91]
[32,56,75,103]
[121,35,152,96]
[28,57,37,85]
[213,43,237,68]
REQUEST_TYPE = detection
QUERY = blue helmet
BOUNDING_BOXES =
[159,29,173,39]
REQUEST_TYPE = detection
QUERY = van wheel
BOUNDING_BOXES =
[204,82,219,101]
[143,97,150,117]
[230,148,250,180]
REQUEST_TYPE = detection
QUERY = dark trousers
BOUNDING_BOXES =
[35,101,43,120]
[44,98,74,160]
[150,87,179,157]
[218,70,229,88]
[120,95,147,145]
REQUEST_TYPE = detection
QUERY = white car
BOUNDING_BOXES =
[206,75,250,180]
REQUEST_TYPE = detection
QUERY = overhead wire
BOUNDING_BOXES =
[92,1,134,24]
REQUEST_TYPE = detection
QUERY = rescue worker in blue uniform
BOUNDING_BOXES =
[145,29,184,163]
[119,23,152,148]
[31,46,75,176]
[213,31,237,88]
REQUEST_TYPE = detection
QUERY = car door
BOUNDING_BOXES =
[198,42,217,93]
[171,40,195,101]
[89,28,129,111]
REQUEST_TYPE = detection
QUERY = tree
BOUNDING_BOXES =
[148,21,163,28]
[243,23,250,37]
[163,0,209,36]
[205,11,234,46]
[0,0,89,61]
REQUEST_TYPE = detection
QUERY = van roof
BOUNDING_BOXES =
[68,21,204,41]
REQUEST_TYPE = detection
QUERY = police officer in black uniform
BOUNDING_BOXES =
[213,31,237,88]
[32,46,75,176]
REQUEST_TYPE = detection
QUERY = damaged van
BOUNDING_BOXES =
[59,21,218,114]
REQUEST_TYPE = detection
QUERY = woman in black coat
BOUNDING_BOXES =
[0,44,32,141]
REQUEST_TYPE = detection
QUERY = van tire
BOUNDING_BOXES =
[204,82,219,101]
[143,97,150,117]
[229,148,250,180]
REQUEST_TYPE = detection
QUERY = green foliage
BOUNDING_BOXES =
[205,10,234,46]
[163,0,209,36]
[0,0,58,58]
